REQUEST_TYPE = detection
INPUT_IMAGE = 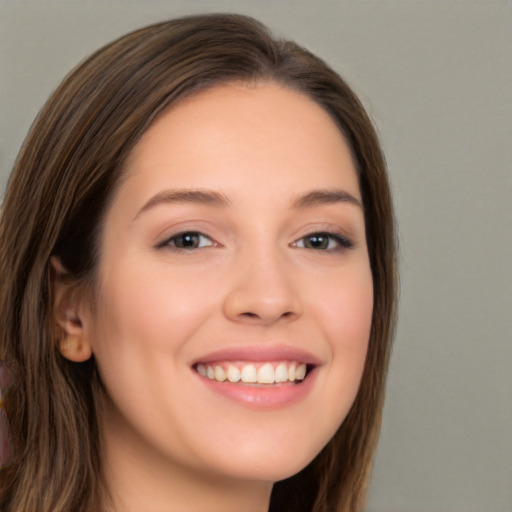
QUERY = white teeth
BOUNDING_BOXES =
[240,365,257,383]
[227,365,241,383]
[288,363,296,382]
[257,363,274,384]
[275,363,288,383]
[198,361,309,385]
[295,363,307,381]
[214,365,226,382]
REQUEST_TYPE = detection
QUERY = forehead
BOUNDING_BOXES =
[121,81,360,203]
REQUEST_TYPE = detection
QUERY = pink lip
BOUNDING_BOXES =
[192,345,322,366]
[191,345,321,409]
[195,367,318,409]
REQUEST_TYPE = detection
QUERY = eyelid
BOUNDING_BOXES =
[156,230,217,251]
[291,228,354,251]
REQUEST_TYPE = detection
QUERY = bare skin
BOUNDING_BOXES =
[55,82,373,512]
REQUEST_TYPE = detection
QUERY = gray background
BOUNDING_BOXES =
[1,1,511,511]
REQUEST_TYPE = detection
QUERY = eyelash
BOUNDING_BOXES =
[292,231,354,251]
[156,230,353,253]
[156,231,214,251]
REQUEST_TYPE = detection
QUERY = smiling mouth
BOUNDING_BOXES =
[194,361,310,385]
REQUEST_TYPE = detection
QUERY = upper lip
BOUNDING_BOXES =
[192,345,322,366]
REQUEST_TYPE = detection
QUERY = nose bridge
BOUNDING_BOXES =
[223,240,302,325]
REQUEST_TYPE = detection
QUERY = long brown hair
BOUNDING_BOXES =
[0,13,397,512]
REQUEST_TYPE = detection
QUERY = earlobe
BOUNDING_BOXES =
[50,256,93,362]
[58,335,93,363]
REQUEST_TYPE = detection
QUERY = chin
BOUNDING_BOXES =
[198,432,327,484]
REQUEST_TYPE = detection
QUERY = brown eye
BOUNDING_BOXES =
[303,234,330,250]
[295,232,353,251]
[161,232,213,250]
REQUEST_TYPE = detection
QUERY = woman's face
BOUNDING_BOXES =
[81,82,373,485]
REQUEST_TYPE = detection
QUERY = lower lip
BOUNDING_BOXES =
[196,369,317,409]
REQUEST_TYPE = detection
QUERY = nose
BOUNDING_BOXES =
[223,249,303,326]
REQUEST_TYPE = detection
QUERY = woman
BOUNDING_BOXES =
[0,13,397,512]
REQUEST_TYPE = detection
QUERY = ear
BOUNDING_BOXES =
[50,256,93,362]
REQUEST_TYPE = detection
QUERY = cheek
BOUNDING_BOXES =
[92,262,213,351]
[313,260,373,351]
[87,266,215,414]
[309,261,373,410]
[87,263,221,443]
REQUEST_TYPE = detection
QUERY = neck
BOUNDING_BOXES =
[98,396,272,512]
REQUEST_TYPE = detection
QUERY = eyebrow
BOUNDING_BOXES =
[291,189,362,209]
[133,187,361,221]
[133,188,231,220]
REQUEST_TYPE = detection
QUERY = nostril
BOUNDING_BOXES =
[241,312,259,319]
[239,311,294,321]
